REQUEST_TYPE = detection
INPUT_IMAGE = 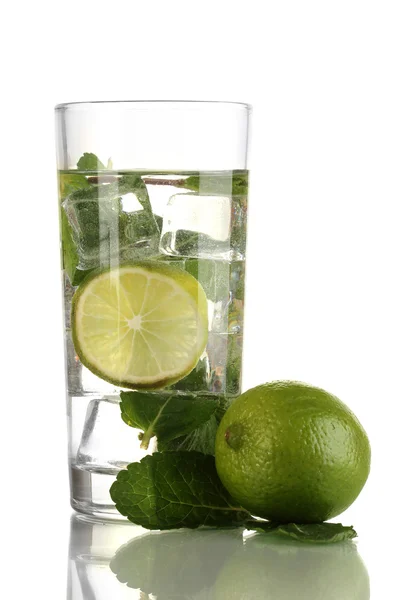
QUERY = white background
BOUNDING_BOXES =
[1,0,399,597]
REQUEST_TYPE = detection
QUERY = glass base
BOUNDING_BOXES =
[70,465,124,519]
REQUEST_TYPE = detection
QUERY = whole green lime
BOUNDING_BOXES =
[215,381,371,523]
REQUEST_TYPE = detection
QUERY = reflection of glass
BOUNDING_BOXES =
[67,515,143,599]
[68,515,370,600]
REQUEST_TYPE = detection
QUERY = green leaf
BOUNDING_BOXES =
[246,520,279,533]
[159,396,231,455]
[110,452,250,529]
[120,391,218,450]
[76,152,107,170]
[246,521,358,544]
[69,267,93,286]
[158,413,219,455]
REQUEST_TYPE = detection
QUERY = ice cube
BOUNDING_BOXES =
[118,207,160,261]
[76,398,156,471]
[62,185,120,270]
[160,193,236,259]
[62,178,160,270]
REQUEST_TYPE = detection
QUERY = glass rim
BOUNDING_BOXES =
[55,99,252,112]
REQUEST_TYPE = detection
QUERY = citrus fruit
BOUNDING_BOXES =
[215,381,371,523]
[71,261,208,389]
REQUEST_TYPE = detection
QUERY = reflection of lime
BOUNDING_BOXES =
[215,534,370,600]
[215,381,371,523]
[72,262,208,389]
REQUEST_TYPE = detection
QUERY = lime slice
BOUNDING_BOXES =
[71,262,208,389]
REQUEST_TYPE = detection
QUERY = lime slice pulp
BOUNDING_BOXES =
[72,262,208,389]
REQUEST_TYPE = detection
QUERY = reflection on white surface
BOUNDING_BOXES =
[68,514,370,599]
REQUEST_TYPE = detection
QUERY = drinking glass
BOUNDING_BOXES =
[55,101,251,517]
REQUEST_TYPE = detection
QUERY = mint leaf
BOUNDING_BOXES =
[159,396,231,455]
[120,391,218,450]
[158,414,219,455]
[76,152,107,170]
[246,520,279,533]
[110,528,243,597]
[246,521,358,544]
[110,452,250,529]
[70,267,92,286]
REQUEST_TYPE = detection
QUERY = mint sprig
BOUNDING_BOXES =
[110,451,358,540]
[110,452,250,530]
[120,391,219,450]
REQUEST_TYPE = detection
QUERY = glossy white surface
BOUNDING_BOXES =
[3,1,400,597]
[68,516,370,600]
[3,508,398,598]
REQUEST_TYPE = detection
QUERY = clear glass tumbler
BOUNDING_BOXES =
[55,101,251,517]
